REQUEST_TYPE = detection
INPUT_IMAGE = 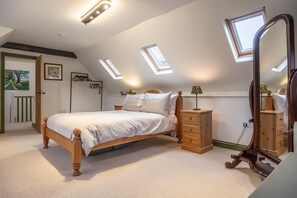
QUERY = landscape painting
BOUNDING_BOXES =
[4,69,30,90]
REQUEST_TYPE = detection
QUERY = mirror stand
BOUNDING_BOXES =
[225,14,296,178]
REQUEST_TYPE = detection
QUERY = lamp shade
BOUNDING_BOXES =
[260,85,268,94]
[191,86,202,95]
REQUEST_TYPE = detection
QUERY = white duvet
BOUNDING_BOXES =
[47,110,176,156]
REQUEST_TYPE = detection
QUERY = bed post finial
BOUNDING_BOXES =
[72,128,82,176]
[43,117,49,149]
[178,91,182,97]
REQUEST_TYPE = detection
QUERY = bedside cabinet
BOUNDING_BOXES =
[260,110,285,156]
[181,110,213,154]
[114,105,123,110]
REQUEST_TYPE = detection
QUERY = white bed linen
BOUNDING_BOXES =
[47,110,176,156]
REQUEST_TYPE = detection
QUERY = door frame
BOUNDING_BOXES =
[0,52,40,133]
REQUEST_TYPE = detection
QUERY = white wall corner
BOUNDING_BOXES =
[0,26,13,46]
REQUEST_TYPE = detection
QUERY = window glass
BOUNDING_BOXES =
[224,8,266,62]
[99,59,123,80]
[141,44,172,75]
[232,14,265,52]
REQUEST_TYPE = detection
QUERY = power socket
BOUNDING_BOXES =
[243,122,253,128]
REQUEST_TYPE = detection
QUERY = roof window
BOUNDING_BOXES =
[224,8,266,62]
[99,58,123,80]
[140,44,173,75]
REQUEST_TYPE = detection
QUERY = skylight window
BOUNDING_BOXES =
[140,44,173,75]
[271,58,287,72]
[224,8,266,62]
[99,58,123,80]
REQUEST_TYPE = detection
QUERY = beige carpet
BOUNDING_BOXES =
[0,127,261,198]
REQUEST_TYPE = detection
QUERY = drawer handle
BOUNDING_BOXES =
[189,139,192,143]
[189,117,192,120]
[190,128,192,132]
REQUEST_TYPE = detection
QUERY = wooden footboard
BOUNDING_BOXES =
[43,118,82,176]
[42,91,183,176]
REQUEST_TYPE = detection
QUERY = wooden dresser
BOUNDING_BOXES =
[114,105,123,110]
[260,110,285,156]
[181,110,213,154]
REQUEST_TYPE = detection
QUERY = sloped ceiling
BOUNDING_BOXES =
[1,0,297,94]
[0,26,12,46]
[76,0,297,94]
[0,0,194,51]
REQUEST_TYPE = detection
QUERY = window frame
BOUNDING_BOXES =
[140,44,173,75]
[99,58,123,80]
[224,7,266,62]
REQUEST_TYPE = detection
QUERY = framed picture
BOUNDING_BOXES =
[44,63,63,80]
[4,69,30,90]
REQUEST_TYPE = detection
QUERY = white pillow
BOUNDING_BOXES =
[122,94,144,111]
[169,94,178,115]
[140,92,172,116]
[272,93,287,113]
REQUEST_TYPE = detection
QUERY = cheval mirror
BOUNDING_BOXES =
[225,14,297,178]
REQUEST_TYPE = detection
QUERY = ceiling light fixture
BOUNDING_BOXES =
[81,0,111,24]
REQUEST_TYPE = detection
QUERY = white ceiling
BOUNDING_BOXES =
[0,0,194,52]
[1,0,297,94]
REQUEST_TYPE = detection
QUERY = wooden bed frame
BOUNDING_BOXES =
[42,90,183,176]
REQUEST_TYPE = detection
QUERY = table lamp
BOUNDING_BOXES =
[260,85,268,110]
[191,85,202,110]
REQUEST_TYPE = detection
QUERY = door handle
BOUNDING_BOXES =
[36,91,46,94]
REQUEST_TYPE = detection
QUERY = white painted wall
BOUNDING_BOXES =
[2,0,297,143]
[106,92,253,145]
[76,0,297,96]
[1,48,104,125]
[75,0,297,146]
[42,55,103,117]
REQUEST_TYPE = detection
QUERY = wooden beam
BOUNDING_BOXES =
[1,42,77,58]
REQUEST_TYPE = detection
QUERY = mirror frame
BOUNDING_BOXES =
[225,14,296,178]
[253,14,296,162]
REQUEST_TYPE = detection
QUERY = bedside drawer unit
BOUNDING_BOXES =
[260,111,285,156]
[181,110,213,154]
[182,113,200,125]
[182,135,200,146]
[276,137,285,155]
[114,105,123,110]
[182,125,199,137]
[275,114,284,127]
[275,127,284,138]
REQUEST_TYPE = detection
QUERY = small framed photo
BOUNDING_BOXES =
[44,63,63,80]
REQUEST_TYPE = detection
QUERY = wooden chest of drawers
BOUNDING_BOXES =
[260,110,285,156]
[181,110,213,154]
[114,105,123,110]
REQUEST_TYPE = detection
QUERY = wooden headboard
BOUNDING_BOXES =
[145,88,162,94]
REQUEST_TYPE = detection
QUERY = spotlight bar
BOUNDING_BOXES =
[81,0,111,24]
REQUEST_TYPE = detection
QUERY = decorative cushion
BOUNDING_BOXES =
[140,92,172,116]
[122,94,144,111]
